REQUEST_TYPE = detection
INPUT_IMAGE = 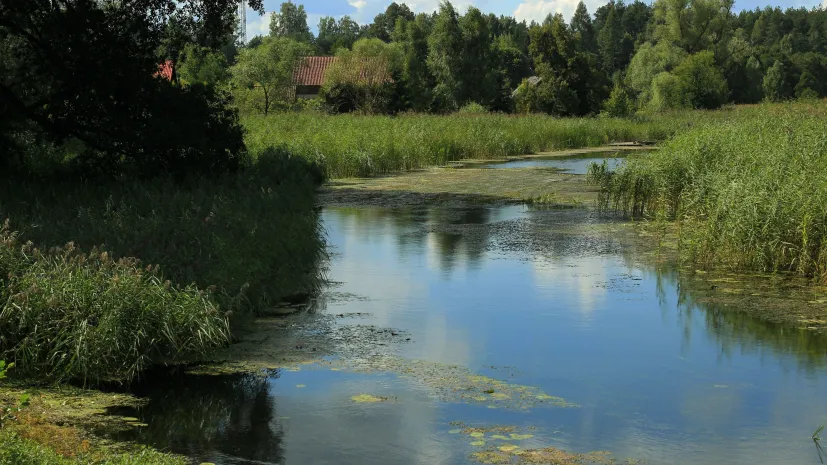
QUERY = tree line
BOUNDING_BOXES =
[216,0,827,116]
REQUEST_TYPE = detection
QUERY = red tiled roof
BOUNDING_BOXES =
[156,60,174,81]
[293,56,337,86]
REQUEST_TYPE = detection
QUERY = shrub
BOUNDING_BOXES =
[0,221,231,384]
[456,102,489,114]
[602,83,636,117]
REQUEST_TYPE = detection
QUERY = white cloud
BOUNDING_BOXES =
[513,0,582,24]
[349,0,367,10]
[247,11,271,38]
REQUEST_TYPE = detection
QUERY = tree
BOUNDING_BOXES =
[598,3,626,73]
[0,0,259,177]
[571,2,597,54]
[602,82,636,116]
[460,7,497,106]
[626,41,686,104]
[393,15,434,112]
[269,2,313,44]
[231,37,312,115]
[428,2,465,111]
[322,39,402,114]
[653,0,734,54]
[672,51,729,108]
[178,44,231,86]
[370,3,415,42]
[762,60,792,102]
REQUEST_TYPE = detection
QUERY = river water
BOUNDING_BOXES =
[480,152,627,174]
[110,204,827,465]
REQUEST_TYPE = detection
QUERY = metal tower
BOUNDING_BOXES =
[238,0,247,44]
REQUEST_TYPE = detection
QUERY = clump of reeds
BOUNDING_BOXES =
[0,221,231,384]
[594,101,827,282]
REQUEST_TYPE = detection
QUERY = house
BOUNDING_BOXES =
[156,60,175,81]
[290,56,394,101]
[292,56,336,100]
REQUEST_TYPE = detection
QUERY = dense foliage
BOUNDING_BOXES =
[591,102,827,281]
[237,0,827,115]
[0,0,260,177]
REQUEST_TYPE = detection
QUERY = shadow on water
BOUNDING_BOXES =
[104,367,285,465]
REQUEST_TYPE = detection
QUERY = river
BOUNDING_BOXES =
[108,203,827,465]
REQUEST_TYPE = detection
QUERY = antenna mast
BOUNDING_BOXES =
[238,0,247,44]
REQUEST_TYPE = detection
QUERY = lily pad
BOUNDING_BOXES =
[296,384,306,388]
[509,434,534,440]
[470,432,485,438]
[490,434,511,440]
[470,441,486,447]
[448,429,462,434]
[498,444,519,452]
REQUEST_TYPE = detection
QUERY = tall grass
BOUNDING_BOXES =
[592,101,827,281]
[0,221,230,384]
[243,111,699,178]
[0,150,327,315]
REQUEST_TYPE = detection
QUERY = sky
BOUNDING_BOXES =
[243,0,826,39]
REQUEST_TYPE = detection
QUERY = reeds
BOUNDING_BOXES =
[594,101,827,281]
[243,111,697,178]
[0,149,327,316]
[0,221,230,384]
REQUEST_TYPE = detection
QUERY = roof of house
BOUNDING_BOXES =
[156,60,174,81]
[293,56,337,87]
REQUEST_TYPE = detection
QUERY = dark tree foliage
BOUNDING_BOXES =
[370,2,415,42]
[0,0,261,177]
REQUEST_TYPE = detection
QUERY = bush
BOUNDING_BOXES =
[672,51,729,110]
[0,222,231,384]
[602,83,636,117]
[456,102,489,114]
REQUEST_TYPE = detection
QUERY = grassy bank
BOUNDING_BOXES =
[244,111,695,178]
[0,151,326,316]
[0,150,327,384]
[591,101,827,281]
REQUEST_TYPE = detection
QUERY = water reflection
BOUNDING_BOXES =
[107,368,285,464]
[113,204,827,465]
[480,152,630,174]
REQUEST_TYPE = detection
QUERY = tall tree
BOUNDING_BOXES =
[598,3,625,74]
[370,3,415,42]
[571,2,597,54]
[428,1,464,110]
[393,15,434,111]
[269,2,313,44]
[653,0,734,53]
[459,7,497,106]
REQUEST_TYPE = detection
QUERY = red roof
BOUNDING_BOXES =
[293,56,336,86]
[156,60,174,81]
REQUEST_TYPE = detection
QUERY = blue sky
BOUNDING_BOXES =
[244,0,826,38]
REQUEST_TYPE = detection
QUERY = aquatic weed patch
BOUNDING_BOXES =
[344,356,576,411]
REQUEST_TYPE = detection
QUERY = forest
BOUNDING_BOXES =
[171,0,827,116]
